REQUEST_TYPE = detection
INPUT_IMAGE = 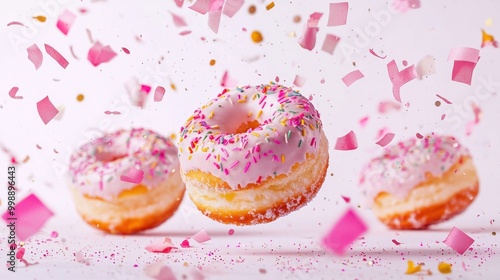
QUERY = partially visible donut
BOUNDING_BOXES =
[69,128,185,234]
[360,135,479,229]
[178,84,329,225]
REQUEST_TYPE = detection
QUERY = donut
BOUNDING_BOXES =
[360,135,479,229]
[68,128,185,234]
[178,84,329,225]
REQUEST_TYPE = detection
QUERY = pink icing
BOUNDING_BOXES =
[68,128,179,200]
[178,83,324,190]
[359,135,470,202]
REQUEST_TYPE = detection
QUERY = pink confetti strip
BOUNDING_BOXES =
[104,111,121,115]
[154,86,166,102]
[179,30,192,36]
[327,2,348,26]
[145,238,177,253]
[386,60,417,103]
[334,130,358,151]
[44,44,69,69]
[293,75,306,87]
[208,0,224,33]
[87,41,117,67]
[443,227,474,255]
[120,168,144,184]
[322,34,340,55]
[1,194,54,241]
[342,70,364,87]
[27,44,43,70]
[192,229,211,243]
[223,0,244,18]
[369,48,387,59]
[122,47,130,54]
[378,101,401,113]
[189,0,211,14]
[392,239,402,245]
[8,87,23,99]
[220,70,238,88]
[375,132,395,147]
[298,13,322,51]
[170,11,188,27]
[7,21,26,27]
[436,94,452,104]
[322,208,368,255]
[36,96,59,125]
[56,9,76,35]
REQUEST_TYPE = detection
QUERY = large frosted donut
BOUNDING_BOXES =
[360,135,479,229]
[68,128,185,234]
[178,84,329,225]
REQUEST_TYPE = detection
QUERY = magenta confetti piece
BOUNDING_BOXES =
[180,239,190,248]
[327,2,348,26]
[145,261,176,280]
[378,100,401,113]
[87,41,117,66]
[174,0,184,8]
[120,167,144,184]
[369,48,387,59]
[342,70,364,87]
[192,229,211,243]
[36,96,59,125]
[16,247,25,259]
[145,238,177,253]
[223,0,244,18]
[386,59,417,103]
[56,9,76,35]
[44,44,69,69]
[122,47,130,54]
[322,208,368,255]
[170,11,188,27]
[376,133,395,147]
[341,195,350,203]
[220,70,238,88]
[448,47,480,85]
[334,130,358,151]
[1,194,54,241]
[293,75,306,87]
[50,231,58,238]
[228,229,235,235]
[179,30,192,36]
[443,227,474,255]
[298,12,322,51]
[154,86,166,102]
[321,34,340,55]
[392,239,402,245]
[8,87,22,99]
[27,44,43,70]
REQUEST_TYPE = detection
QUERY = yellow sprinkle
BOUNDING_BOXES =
[438,262,452,274]
[209,59,216,66]
[188,155,192,160]
[405,260,422,274]
[301,129,306,136]
[179,147,183,153]
[237,99,247,103]
[252,94,258,100]
[257,110,263,119]
[33,15,47,22]
[266,2,275,10]
[252,132,260,137]
[76,94,84,102]
[309,123,314,130]
[251,31,263,43]
[208,111,214,119]
[202,147,209,152]
[217,154,220,162]
[281,155,285,163]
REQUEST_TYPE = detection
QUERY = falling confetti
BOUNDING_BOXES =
[87,42,117,67]
[251,31,263,43]
[438,262,452,274]
[120,168,145,184]
[448,47,480,85]
[36,96,59,125]
[76,94,84,102]
[32,15,47,22]
[44,44,69,69]
[322,34,340,55]
[386,60,417,102]
[192,229,211,243]
[405,260,421,274]
[375,133,395,147]
[322,208,367,255]
[327,2,348,26]
[56,10,76,35]
[334,130,358,151]
[342,70,364,87]
[443,227,474,255]
[27,44,43,70]
[8,87,23,99]
[481,29,498,48]
[145,238,177,253]
[298,12,322,51]
[266,2,275,10]
[154,86,166,102]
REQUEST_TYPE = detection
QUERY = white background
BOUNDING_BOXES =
[0,0,499,279]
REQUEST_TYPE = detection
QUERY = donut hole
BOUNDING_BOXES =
[233,120,261,134]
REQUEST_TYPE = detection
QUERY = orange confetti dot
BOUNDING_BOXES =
[438,262,452,274]
[248,5,256,14]
[293,15,301,23]
[76,94,84,102]
[209,59,216,66]
[171,83,177,91]
[33,15,47,22]
[251,31,263,43]
[266,2,275,10]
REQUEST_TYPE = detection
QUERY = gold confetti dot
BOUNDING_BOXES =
[438,262,452,274]
[493,231,496,236]
[209,59,216,66]
[171,83,177,91]
[251,31,263,43]
[266,2,275,10]
[33,15,47,22]
[76,94,84,102]
[293,15,301,23]
[248,5,256,14]
[435,101,441,107]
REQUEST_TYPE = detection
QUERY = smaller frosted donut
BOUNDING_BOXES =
[360,135,479,229]
[178,84,329,225]
[68,128,185,234]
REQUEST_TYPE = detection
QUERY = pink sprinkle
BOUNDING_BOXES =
[342,69,364,87]
[44,44,69,69]
[275,76,280,82]
[322,208,368,255]
[36,96,59,125]
[392,239,402,245]
[120,168,144,184]
[145,238,177,253]
[104,111,121,115]
[441,114,446,120]
[56,9,76,35]
[321,34,340,55]
[293,75,306,87]
[8,87,22,99]
[298,13,322,51]
[443,227,474,255]
[122,47,130,54]
[50,231,58,238]
[416,133,424,139]
[327,2,348,26]
[1,194,54,241]
[154,86,166,102]
[179,30,192,36]
[192,229,211,243]
[436,94,452,104]
[229,160,239,169]
[369,48,387,59]
[341,195,350,203]
[180,239,190,248]
[87,41,117,67]
[375,133,395,147]
[228,229,235,235]
[223,0,245,18]
[310,137,316,146]
[386,60,417,103]
[170,11,188,27]
[334,130,358,151]
[27,44,43,70]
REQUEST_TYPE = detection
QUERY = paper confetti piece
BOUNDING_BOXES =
[334,130,358,151]
[392,239,402,245]
[27,44,43,70]
[179,30,192,36]
[298,13,322,51]
[50,231,58,238]
[481,29,498,48]
[44,44,69,69]
[438,262,452,274]
[145,261,176,280]
[386,60,417,102]
[321,34,340,55]
[145,238,177,253]
[376,133,395,147]
[87,42,117,66]
[180,239,190,248]
[75,251,90,264]
[443,227,474,255]
[448,47,480,85]
[56,10,76,35]
[208,0,224,33]
[327,2,348,26]
[170,11,188,27]
[36,96,59,125]
[293,75,306,87]
[341,195,350,203]
[359,116,369,127]
[266,2,275,10]
[174,0,184,8]
[1,194,54,241]
[120,168,144,184]
[322,208,367,255]
[342,70,364,87]
[8,87,23,99]
[189,0,210,14]
[16,247,26,260]
[154,86,166,102]
[32,15,46,22]
[104,111,121,115]
[378,101,401,113]
[448,47,480,62]
[405,260,421,274]
[393,0,420,13]
[369,49,387,59]
[221,70,238,88]
[465,102,482,136]
[122,47,130,54]
[192,229,211,243]
[416,55,436,78]
[7,21,26,27]
[223,0,245,18]
[436,94,452,104]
